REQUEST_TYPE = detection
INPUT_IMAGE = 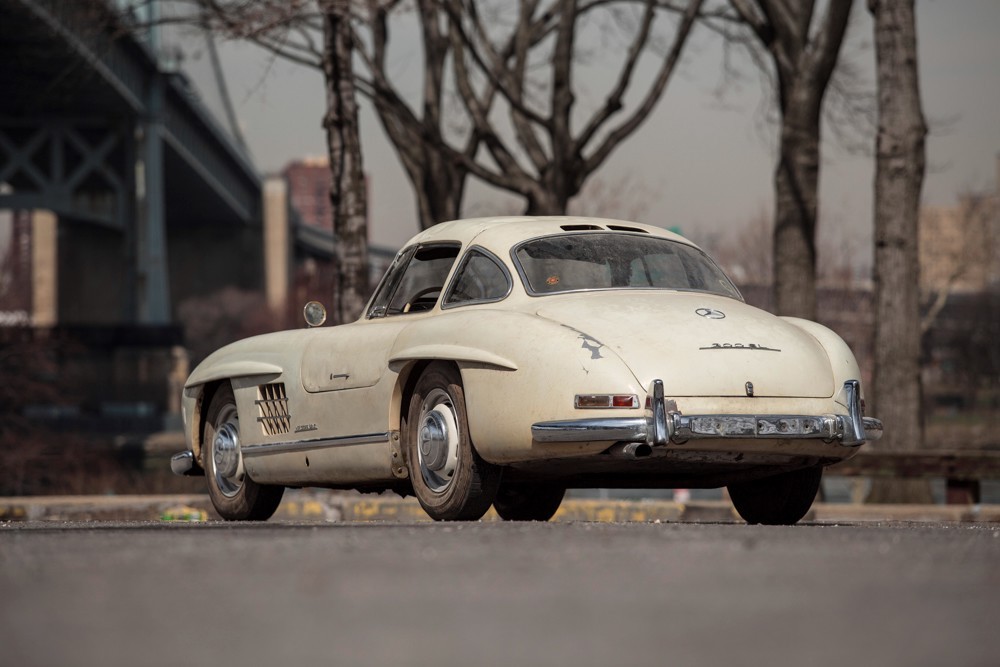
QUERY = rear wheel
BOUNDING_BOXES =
[493,484,565,522]
[405,363,500,521]
[203,384,284,521]
[728,466,822,525]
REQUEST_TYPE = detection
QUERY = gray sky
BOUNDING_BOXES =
[177,0,999,255]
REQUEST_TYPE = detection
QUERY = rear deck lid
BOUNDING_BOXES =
[535,291,835,398]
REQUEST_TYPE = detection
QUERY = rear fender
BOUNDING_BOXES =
[781,317,864,401]
[389,309,640,463]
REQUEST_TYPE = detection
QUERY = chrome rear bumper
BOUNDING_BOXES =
[532,380,882,448]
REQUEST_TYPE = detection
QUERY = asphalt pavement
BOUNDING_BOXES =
[2,518,999,667]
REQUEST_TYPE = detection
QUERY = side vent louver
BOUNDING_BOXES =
[256,383,291,436]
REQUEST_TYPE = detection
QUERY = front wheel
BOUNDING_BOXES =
[405,363,500,521]
[728,466,822,526]
[202,384,284,521]
[493,485,565,522]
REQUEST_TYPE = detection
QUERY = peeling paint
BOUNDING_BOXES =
[560,324,606,359]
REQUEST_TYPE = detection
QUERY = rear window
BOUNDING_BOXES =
[513,233,741,299]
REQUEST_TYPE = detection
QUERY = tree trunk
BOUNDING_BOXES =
[524,187,572,216]
[773,91,820,320]
[322,0,369,324]
[867,0,931,504]
[727,2,853,321]
[414,147,465,230]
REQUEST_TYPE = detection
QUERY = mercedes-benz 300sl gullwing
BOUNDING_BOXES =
[172,217,881,525]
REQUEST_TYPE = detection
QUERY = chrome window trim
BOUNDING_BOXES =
[509,232,744,302]
[441,245,514,310]
[366,246,415,319]
[366,242,462,319]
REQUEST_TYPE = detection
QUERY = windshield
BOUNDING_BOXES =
[513,233,741,299]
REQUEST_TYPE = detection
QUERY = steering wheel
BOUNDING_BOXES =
[403,285,444,313]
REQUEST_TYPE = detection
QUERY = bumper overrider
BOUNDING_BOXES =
[532,380,883,448]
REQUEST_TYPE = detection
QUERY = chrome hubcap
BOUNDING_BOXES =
[213,423,240,478]
[417,389,460,493]
[211,406,244,497]
[419,411,450,472]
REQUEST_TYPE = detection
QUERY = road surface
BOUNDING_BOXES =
[2,520,998,666]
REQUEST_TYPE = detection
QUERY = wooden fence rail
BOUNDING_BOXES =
[828,450,1000,504]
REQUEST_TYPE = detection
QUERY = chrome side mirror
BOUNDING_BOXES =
[303,301,327,327]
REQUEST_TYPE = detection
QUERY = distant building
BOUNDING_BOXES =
[283,156,335,231]
[919,156,1000,293]
[275,159,395,319]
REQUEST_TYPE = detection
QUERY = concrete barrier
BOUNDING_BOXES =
[2,492,999,524]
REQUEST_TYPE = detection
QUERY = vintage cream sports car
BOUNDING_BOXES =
[172,217,881,525]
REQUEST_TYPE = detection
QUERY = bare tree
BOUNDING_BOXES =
[868,0,930,504]
[567,172,657,222]
[431,0,705,217]
[321,0,369,323]
[357,0,476,229]
[720,0,854,320]
[154,1,710,230]
[698,208,773,288]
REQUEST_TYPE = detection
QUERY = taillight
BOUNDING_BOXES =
[575,394,638,409]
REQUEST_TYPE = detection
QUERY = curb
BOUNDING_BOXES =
[3,493,1000,524]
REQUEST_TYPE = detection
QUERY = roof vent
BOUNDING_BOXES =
[560,224,603,231]
[606,225,647,233]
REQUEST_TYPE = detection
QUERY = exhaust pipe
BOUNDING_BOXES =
[610,442,653,459]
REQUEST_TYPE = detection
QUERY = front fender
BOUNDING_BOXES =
[183,330,309,389]
[184,360,284,389]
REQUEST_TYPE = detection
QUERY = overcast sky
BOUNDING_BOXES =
[176,0,999,256]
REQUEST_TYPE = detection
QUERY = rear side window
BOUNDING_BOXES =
[444,249,511,307]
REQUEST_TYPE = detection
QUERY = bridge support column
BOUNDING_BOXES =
[263,176,290,317]
[31,209,57,328]
[135,74,171,324]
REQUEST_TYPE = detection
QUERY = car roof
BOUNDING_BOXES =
[406,216,700,253]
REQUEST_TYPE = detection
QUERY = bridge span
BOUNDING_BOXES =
[0,0,361,429]
[0,0,270,325]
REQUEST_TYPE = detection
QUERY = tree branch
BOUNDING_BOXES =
[582,0,704,179]
[803,0,853,91]
[575,0,657,154]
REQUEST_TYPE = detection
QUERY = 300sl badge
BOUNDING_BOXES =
[294,424,318,433]
[700,343,781,352]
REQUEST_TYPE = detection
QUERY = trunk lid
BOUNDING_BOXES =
[535,291,834,398]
